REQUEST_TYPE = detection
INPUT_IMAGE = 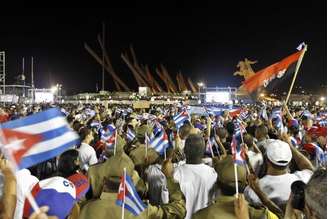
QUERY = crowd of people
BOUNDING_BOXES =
[0,101,326,219]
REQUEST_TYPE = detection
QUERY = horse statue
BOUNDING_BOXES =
[233,58,257,80]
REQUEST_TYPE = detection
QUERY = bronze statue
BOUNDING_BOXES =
[234,58,257,80]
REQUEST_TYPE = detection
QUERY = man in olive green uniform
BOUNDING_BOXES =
[87,134,145,199]
[79,159,186,219]
[192,155,278,219]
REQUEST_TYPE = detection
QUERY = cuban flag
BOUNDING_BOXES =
[149,129,169,155]
[101,130,116,150]
[90,121,102,131]
[231,135,246,165]
[152,121,162,137]
[233,119,246,137]
[271,108,283,131]
[173,110,189,129]
[301,110,313,119]
[0,108,79,170]
[23,176,77,219]
[126,128,136,142]
[239,110,250,121]
[315,144,327,168]
[259,105,268,121]
[116,170,147,216]
[316,114,327,127]
[290,136,301,148]
[205,137,216,157]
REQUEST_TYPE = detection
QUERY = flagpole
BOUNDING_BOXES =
[145,133,148,159]
[234,163,239,198]
[164,147,167,160]
[209,138,214,158]
[121,167,126,219]
[285,45,308,104]
[114,130,117,156]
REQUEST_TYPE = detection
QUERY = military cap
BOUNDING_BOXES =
[129,145,159,167]
[213,155,247,188]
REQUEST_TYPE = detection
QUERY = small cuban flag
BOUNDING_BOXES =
[101,129,117,151]
[116,168,147,217]
[0,108,79,170]
[231,134,246,165]
[126,128,136,142]
[271,107,283,132]
[231,119,246,165]
[149,127,169,156]
[173,110,189,129]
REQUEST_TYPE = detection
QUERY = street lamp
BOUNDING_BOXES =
[320,97,325,101]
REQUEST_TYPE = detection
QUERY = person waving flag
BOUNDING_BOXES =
[116,168,147,217]
[0,108,79,170]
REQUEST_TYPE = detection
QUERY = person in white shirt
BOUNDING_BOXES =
[78,127,98,171]
[14,169,39,219]
[244,138,314,210]
[173,134,218,219]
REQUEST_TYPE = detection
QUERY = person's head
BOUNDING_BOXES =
[222,110,229,118]
[302,116,313,128]
[226,122,235,136]
[288,119,300,136]
[215,155,247,196]
[179,124,192,140]
[58,149,80,178]
[265,140,292,174]
[243,134,253,148]
[79,127,94,144]
[317,136,327,148]
[200,116,207,125]
[304,168,327,219]
[215,127,228,140]
[184,134,205,164]
[255,124,268,140]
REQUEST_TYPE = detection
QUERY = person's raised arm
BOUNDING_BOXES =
[281,133,314,171]
[214,134,227,159]
[0,159,16,219]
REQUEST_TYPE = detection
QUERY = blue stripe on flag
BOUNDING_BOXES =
[1,108,63,129]
[40,126,72,141]
[125,175,147,208]
[18,139,79,169]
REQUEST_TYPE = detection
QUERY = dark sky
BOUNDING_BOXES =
[0,4,326,95]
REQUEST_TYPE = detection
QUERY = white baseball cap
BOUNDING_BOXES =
[266,140,292,166]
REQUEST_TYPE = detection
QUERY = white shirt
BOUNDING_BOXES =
[247,151,263,176]
[173,163,217,219]
[78,143,98,171]
[14,169,39,219]
[244,169,313,208]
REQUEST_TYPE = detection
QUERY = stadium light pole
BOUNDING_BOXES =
[197,82,204,104]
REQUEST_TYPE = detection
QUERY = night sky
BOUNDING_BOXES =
[0,4,326,95]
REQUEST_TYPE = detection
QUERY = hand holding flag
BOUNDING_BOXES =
[116,168,147,217]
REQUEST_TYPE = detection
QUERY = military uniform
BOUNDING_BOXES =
[191,156,279,219]
[79,177,185,219]
[87,151,142,199]
[192,195,277,219]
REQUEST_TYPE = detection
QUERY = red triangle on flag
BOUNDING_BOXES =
[1,129,43,164]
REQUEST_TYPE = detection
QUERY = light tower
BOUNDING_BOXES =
[0,51,5,95]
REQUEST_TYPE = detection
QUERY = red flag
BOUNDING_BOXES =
[242,50,303,93]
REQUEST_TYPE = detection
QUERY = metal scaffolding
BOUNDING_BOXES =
[0,52,5,94]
